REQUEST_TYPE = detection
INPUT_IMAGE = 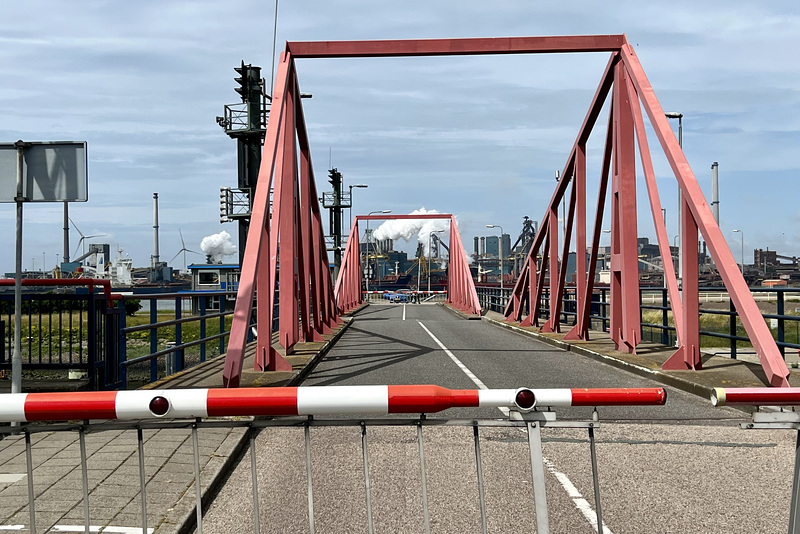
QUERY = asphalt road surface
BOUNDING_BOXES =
[199,303,795,533]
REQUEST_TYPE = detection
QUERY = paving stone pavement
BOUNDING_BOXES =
[0,422,247,534]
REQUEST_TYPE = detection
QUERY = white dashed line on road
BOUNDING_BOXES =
[418,319,615,534]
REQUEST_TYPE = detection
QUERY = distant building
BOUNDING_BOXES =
[188,263,240,312]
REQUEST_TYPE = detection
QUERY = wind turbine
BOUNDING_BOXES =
[69,218,108,259]
[170,229,202,271]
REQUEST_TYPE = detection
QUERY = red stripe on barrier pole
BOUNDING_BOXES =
[24,391,118,421]
[207,388,299,416]
[387,385,480,413]
[711,387,800,407]
[569,388,667,406]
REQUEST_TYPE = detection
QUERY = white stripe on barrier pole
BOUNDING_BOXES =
[116,389,210,419]
[531,389,573,407]
[298,385,389,415]
[0,393,26,422]
[478,389,518,408]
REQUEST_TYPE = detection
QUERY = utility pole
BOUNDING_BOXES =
[217,61,268,265]
[327,168,345,280]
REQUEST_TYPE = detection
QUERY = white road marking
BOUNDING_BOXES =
[402,304,406,321]
[418,320,614,534]
[0,474,26,483]
[543,458,613,534]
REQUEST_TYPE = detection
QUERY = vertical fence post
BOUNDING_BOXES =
[25,430,37,534]
[219,297,226,356]
[175,296,183,372]
[87,293,97,390]
[729,297,737,360]
[117,303,127,390]
[416,421,431,534]
[192,420,204,534]
[304,419,316,534]
[472,424,488,534]
[150,298,158,382]
[661,287,669,345]
[79,426,91,533]
[137,427,149,534]
[249,427,261,534]
[360,422,375,534]
[526,420,550,534]
[778,290,785,358]
[199,296,207,363]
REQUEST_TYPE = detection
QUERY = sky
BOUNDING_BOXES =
[0,0,797,275]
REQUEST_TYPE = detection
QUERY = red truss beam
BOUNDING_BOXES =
[286,35,625,59]
[222,34,788,388]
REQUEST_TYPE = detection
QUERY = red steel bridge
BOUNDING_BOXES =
[221,34,790,389]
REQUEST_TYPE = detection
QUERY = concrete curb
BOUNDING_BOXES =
[171,313,356,533]
[285,316,354,387]
[481,315,716,402]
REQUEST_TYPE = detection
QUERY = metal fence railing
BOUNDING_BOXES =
[476,285,800,360]
[0,286,123,390]
[117,291,259,389]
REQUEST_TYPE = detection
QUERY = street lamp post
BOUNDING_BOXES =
[665,112,683,287]
[365,210,391,296]
[349,184,368,228]
[486,224,504,291]
[428,230,445,293]
[732,229,744,274]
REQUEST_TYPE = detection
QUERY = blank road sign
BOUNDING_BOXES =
[0,141,87,202]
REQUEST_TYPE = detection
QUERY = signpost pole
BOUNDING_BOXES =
[12,140,28,395]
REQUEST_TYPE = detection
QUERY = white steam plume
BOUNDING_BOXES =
[200,231,237,263]
[372,208,449,256]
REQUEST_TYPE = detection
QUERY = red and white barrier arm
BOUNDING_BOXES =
[531,387,667,407]
[0,385,667,423]
[712,387,800,407]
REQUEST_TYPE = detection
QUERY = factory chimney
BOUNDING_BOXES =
[474,236,479,257]
[152,193,160,269]
[480,237,486,257]
[711,162,719,223]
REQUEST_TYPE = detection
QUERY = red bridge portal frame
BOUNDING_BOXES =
[222,35,789,388]
[335,213,481,316]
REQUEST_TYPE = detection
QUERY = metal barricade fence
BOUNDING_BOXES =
[0,385,665,534]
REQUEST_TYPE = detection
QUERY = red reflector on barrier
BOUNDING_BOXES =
[149,396,170,416]
[515,389,535,409]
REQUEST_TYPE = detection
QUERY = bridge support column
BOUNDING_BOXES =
[608,61,641,353]
[663,198,701,370]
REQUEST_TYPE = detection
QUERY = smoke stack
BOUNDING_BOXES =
[711,162,719,223]
[474,236,479,256]
[152,193,160,269]
[480,237,485,257]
